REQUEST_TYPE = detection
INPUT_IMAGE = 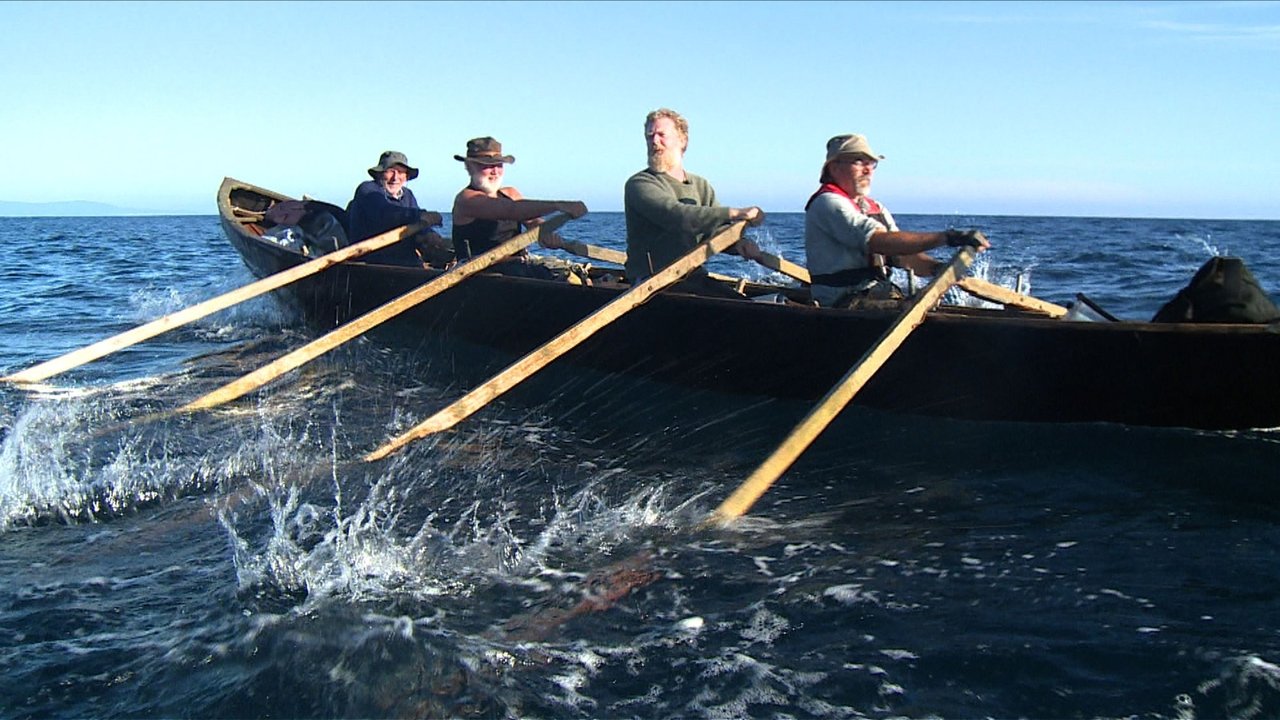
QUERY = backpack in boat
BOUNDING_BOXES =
[1151,256,1280,324]
[263,200,349,255]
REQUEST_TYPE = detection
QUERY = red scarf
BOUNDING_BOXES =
[805,183,883,214]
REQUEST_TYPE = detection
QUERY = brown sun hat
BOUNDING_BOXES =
[454,136,515,165]
[368,151,419,180]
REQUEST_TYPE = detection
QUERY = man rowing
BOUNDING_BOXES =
[450,136,588,278]
[345,150,449,267]
[804,134,989,308]
[623,108,766,297]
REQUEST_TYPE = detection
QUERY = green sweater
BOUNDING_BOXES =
[623,168,733,280]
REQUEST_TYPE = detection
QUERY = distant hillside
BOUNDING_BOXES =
[0,200,158,217]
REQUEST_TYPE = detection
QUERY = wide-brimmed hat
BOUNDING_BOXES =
[368,151,419,180]
[454,136,515,165]
[824,134,885,165]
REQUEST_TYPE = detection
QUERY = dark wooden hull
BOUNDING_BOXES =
[217,177,1280,431]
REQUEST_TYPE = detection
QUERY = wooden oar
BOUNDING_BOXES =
[754,251,811,284]
[559,240,745,284]
[957,277,1067,317]
[730,247,1061,317]
[1,221,426,385]
[364,221,749,462]
[708,247,977,524]
[178,214,572,413]
[561,240,626,266]
[754,249,1061,317]
[562,235,1061,317]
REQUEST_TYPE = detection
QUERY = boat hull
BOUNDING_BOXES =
[218,178,1280,431]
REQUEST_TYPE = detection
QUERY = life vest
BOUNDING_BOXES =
[806,183,893,286]
[805,183,891,224]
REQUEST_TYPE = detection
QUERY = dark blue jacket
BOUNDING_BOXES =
[345,180,424,265]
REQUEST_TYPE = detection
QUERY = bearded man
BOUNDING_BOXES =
[450,137,587,273]
[622,108,766,291]
[804,133,989,308]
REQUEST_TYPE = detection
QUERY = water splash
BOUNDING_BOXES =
[219,415,699,617]
[1191,655,1280,719]
[0,394,212,529]
[1176,231,1225,258]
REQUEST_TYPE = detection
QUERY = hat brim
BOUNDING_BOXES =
[456,154,515,165]
[369,165,420,181]
[822,154,885,174]
[825,152,885,164]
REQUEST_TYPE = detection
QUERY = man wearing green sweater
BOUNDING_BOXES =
[623,108,766,292]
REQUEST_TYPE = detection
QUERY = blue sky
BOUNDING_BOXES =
[2,0,1278,219]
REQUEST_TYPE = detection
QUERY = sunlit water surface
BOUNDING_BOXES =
[2,212,1280,718]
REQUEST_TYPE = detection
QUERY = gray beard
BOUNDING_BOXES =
[471,176,501,194]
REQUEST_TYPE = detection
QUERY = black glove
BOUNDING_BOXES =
[944,229,984,248]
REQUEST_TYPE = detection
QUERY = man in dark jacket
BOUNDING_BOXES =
[346,150,447,266]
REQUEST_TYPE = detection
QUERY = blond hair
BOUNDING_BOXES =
[645,108,689,149]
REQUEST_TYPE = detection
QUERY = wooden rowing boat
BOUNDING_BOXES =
[218,177,1280,431]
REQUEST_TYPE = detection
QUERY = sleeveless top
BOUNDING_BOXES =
[452,189,523,260]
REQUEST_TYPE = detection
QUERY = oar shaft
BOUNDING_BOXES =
[709,247,976,523]
[180,215,572,413]
[2,221,425,385]
[365,221,748,462]
[561,240,627,266]
[756,252,811,284]
[957,277,1067,317]
[559,240,759,285]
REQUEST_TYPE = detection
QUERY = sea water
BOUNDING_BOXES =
[2,212,1279,718]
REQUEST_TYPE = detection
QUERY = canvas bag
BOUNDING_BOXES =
[1152,256,1280,324]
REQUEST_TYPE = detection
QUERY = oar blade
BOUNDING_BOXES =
[709,247,977,523]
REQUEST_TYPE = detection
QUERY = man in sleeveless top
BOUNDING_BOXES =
[450,137,587,278]
[346,151,448,267]
[623,108,766,297]
[804,134,989,308]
